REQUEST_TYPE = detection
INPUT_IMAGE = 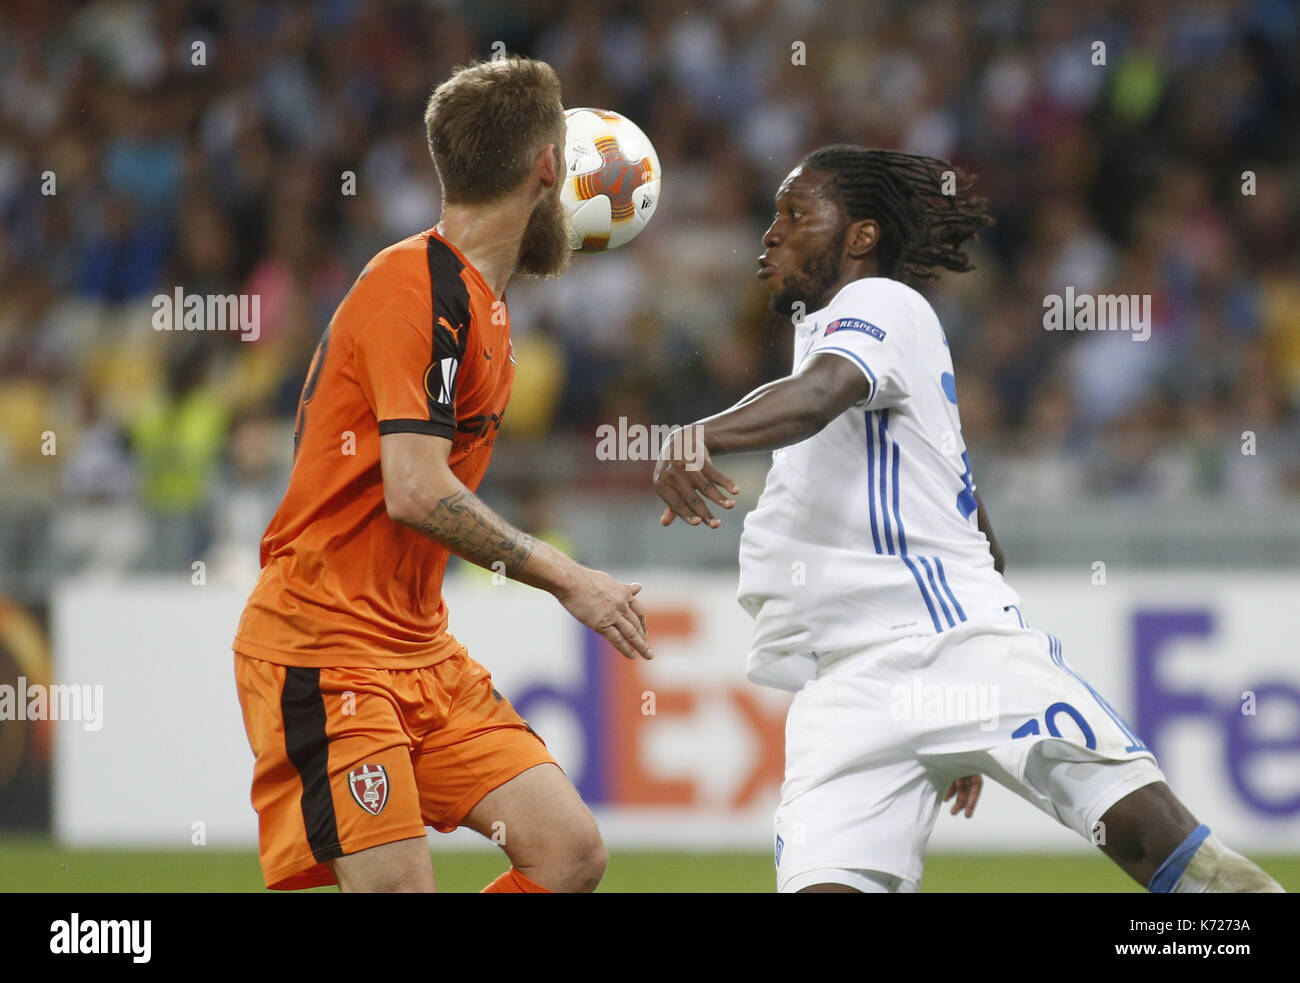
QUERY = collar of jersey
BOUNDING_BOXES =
[428,227,499,301]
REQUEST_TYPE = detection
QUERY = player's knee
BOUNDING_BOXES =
[540,821,606,893]
[511,814,606,892]
[564,824,608,893]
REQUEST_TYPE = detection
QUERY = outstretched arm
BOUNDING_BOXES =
[383,432,652,660]
[653,353,869,528]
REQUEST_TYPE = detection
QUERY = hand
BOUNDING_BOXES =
[653,425,739,529]
[944,775,983,817]
[555,567,652,660]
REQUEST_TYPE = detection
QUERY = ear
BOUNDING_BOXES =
[844,218,879,260]
[536,141,560,191]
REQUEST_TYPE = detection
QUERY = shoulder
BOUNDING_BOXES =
[344,234,470,331]
[822,277,929,319]
[336,237,429,319]
[814,279,912,346]
[353,232,475,303]
[821,278,942,351]
[360,233,439,285]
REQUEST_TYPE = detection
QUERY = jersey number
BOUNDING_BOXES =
[956,450,977,519]
[1011,702,1097,750]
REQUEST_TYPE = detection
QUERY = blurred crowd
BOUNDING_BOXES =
[1,0,1299,581]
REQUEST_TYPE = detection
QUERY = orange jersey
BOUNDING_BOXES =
[234,229,513,669]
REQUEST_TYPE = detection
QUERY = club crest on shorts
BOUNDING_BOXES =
[347,763,389,816]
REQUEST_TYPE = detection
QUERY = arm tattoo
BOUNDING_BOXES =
[414,489,537,576]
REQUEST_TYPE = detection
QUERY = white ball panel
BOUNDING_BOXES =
[568,194,612,248]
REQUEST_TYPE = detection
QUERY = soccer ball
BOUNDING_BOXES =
[561,107,661,252]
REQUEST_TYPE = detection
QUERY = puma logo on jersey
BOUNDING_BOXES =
[437,316,463,346]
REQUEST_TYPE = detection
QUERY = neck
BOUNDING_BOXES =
[820,259,880,306]
[436,191,536,298]
[840,257,878,290]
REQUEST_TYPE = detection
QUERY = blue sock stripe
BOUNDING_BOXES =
[1148,825,1211,893]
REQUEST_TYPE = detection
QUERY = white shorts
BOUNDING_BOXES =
[774,610,1165,893]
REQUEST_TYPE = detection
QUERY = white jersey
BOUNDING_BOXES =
[737,277,1021,691]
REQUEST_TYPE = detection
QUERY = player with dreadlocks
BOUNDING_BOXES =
[653,146,1284,894]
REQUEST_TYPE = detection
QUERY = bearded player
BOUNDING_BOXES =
[233,57,651,893]
[653,146,1283,894]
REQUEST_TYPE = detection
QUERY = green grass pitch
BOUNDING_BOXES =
[2,838,1298,892]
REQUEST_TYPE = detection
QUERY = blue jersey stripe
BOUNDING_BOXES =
[877,411,894,555]
[890,440,908,555]
[934,557,967,622]
[864,412,883,554]
[879,410,946,632]
[919,556,955,627]
[902,556,943,632]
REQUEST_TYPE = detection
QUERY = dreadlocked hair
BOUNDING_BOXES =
[801,146,993,285]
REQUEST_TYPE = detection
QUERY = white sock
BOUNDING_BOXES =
[1171,833,1285,893]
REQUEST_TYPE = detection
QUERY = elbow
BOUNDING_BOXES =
[384,475,432,527]
[384,467,458,527]
[385,490,421,527]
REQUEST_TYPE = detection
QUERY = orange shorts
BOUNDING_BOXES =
[234,646,555,890]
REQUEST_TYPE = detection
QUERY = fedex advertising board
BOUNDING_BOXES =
[51,572,1300,853]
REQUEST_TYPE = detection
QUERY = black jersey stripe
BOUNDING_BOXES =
[425,236,472,430]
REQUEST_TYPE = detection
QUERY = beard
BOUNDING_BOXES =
[770,229,847,318]
[515,186,572,278]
